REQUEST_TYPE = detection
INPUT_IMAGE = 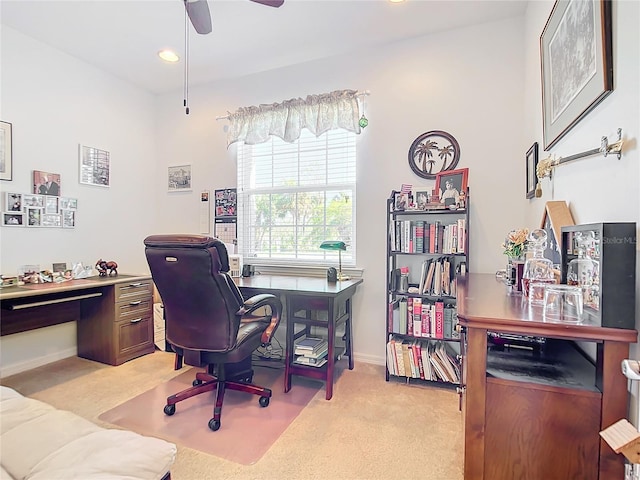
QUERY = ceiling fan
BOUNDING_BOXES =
[184,0,285,35]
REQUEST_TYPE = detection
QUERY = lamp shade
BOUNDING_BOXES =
[319,240,347,251]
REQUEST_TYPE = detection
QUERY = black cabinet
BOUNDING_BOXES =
[560,222,636,329]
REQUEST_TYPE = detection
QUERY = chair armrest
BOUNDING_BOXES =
[237,294,282,344]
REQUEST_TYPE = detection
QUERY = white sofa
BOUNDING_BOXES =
[0,386,177,480]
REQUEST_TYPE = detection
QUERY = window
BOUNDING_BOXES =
[237,129,356,267]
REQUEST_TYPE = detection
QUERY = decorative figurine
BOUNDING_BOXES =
[96,259,118,276]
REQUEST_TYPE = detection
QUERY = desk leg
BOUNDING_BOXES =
[284,299,294,394]
[345,297,354,370]
[325,297,336,400]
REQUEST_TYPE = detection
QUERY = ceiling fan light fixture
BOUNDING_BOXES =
[158,49,180,63]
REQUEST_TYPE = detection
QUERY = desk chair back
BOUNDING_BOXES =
[144,234,244,353]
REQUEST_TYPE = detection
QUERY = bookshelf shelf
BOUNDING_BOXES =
[385,193,469,388]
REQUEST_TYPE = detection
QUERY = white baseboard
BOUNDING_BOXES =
[354,352,386,366]
[0,347,77,378]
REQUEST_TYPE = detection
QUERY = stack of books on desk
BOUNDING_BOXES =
[294,337,328,367]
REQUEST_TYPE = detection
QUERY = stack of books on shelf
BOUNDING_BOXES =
[386,335,461,384]
[293,336,328,367]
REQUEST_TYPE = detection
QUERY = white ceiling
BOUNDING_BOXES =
[1,0,528,95]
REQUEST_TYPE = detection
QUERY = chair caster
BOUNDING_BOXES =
[208,418,221,431]
[164,404,176,416]
[259,396,270,407]
[192,379,203,387]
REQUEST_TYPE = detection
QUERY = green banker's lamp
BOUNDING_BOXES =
[320,240,349,282]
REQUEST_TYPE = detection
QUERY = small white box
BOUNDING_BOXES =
[228,254,242,278]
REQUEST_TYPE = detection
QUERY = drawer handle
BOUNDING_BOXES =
[128,301,142,306]
[130,318,142,323]
[129,283,144,287]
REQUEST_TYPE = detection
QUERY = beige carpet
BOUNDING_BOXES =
[1,351,464,480]
[99,366,320,465]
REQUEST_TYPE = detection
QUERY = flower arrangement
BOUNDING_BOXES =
[502,228,529,259]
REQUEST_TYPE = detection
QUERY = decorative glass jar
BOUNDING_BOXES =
[567,231,598,308]
[521,229,556,298]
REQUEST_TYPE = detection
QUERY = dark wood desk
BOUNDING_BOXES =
[0,274,155,365]
[457,273,637,480]
[237,275,363,400]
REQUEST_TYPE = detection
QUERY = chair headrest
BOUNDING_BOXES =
[144,234,230,272]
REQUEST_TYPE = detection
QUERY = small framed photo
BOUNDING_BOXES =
[33,170,61,196]
[5,192,22,212]
[59,197,78,210]
[415,190,430,210]
[26,208,42,227]
[168,165,192,192]
[3,212,23,226]
[62,209,76,228]
[0,121,12,181]
[393,192,408,211]
[41,214,61,228]
[22,194,44,210]
[526,142,539,199]
[435,168,469,207]
[79,144,110,187]
[44,196,59,214]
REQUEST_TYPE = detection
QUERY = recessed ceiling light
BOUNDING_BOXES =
[158,49,180,63]
[389,0,405,3]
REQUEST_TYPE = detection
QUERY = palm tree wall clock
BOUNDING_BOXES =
[408,130,460,179]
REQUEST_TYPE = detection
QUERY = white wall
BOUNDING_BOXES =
[0,27,159,375]
[2,0,638,375]
[153,16,526,365]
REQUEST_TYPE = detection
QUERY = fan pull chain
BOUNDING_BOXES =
[183,4,190,115]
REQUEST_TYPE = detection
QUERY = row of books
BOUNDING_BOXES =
[388,298,460,339]
[293,336,328,367]
[387,335,461,383]
[390,219,466,254]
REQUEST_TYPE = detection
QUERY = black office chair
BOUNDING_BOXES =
[144,234,282,431]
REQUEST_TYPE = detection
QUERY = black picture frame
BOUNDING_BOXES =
[540,0,613,151]
[526,142,539,199]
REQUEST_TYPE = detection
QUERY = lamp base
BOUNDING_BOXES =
[337,272,350,281]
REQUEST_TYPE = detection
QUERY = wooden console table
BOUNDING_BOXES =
[237,275,363,400]
[0,274,155,366]
[457,273,637,480]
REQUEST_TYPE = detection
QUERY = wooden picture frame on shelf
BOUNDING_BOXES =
[435,168,468,207]
[526,142,538,199]
[540,200,574,265]
[540,0,613,150]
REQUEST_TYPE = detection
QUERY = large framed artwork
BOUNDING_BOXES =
[526,142,539,199]
[540,0,613,151]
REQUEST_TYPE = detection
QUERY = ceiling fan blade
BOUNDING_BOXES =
[184,0,212,34]
[249,0,284,7]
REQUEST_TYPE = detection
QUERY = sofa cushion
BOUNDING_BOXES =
[0,386,176,480]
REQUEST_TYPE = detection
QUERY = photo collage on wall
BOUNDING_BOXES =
[214,188,237,245]
[2,171,77,228]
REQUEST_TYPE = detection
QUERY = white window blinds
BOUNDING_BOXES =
[237,129,356,267]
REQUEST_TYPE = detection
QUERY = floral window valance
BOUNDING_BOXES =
[225,89,363,147]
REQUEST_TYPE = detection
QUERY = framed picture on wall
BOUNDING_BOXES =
[540,0,613,150]
[526,142,539,199]
[168,164,192,192]
[0,121,12,181]
[79,145,110,187]
[33,170,61,196]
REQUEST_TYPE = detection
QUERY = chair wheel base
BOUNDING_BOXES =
[164,404,176,416]
[208,418,221,431]
[259,396,270,407]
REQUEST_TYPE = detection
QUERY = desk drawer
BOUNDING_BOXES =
[117,298,152,320]
[114,314,154,365]
[115,281,153,302]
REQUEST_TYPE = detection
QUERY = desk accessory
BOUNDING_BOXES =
[319,240,349,281]
[96,259,118,276]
